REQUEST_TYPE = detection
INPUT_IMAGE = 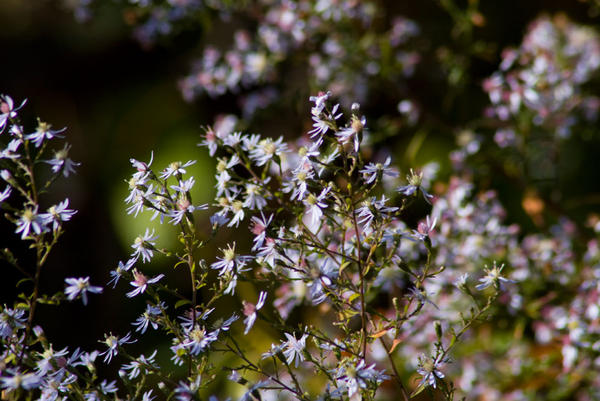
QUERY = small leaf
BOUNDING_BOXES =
[389,338,402,353]
[339,260,351,274]
[370,329,389,339]
[175,299,191,309]
[410,382,427,398]
[348,293,360,303]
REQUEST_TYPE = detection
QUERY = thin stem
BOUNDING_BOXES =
[379,337,410,401]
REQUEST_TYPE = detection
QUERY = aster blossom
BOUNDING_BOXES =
[476,261,515,290]
[131,228,158,263]
[64,277,103,305]
[126,270,165,298]
[242,291,267,335]
[40,198,77,231]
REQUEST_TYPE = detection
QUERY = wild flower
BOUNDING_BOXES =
[131,228,158,263]
[416,354,446,389]
[126,270,165,298]
[40,199,77,231]
[15,207,46,239]
[282,333,308,368]
[100,333,135,364]
[26,121,65,147]
[132,304,163,334]
[242,291,267,335]
[64,277,103,305]
[476,261,515,290]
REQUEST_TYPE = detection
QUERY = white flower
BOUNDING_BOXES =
[0,138,21,160]
[100,332,135,364]
[64,277,103,305]
[171,177,195,193]
[15,208,46,239]
[126,270,165,298]
[242,291,267,335]
[26,121,65,147]
[227,200,245,227]
[282,332,308,367]
[243,182,267,210]
[249,213,273,251]
[160,160,196,179]
[211,244,250,276]
[359,156,398,184]
[182,326,218,355]
[476,261,515,290]
[303,187,330,231]
[0,186,11,203]
[249,136,288,166]
[416,354,446,389]
[0,95,26,131]
[131,228,158,263]
[44,144,80,177]
[0,369,41,391]
[336,360,388,398]
[40,199,77,231]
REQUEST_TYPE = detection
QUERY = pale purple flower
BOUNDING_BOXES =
[0,307,26,338]
[0,95,26,131]
[282,332,307,367]
[215,170,233,198]
[131,228,158,263]
[99,380,117,394]
[126,270,165,297]
[36,346,69,376]
[127,184,156,217]
[26,122,65,147]
[249,136,288,166]
[0,138,21,160]
[171,177,195,194]
[303,187,330,231]
[360,156,398,184]
[249,213,273,251]
[130,152,154,176]
[0,186,11,203]
[288,166,314,201]
[108,259,135,288]
[169,200,207,225]
[121,350,158,380]
[0,369,41,391]
[397,169,433,204]
[476,261,515,290]
[160,160,196,179]
[416,354,446,389]
[182,326,218,355]
[199,128,218,156]
[227,200,245,227]
[211,244,250,276]
[243,291,267,335]
[243,182,267,210]
[100,332,135,363]
[15,208,46,239]
[335,114,365,153]
[64,277,103,305]
[133,303,163,334]
[336,360,388,398]
[174,375,202,401]
[412,215,437,241]
[40,198,77,231]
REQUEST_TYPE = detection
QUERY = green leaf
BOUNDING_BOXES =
[175,299,191,309]
[410,382,427,398]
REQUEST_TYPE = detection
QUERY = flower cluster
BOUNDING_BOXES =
[483,14,600,141]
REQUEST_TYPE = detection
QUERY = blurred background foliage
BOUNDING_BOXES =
[2,0,600,398]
